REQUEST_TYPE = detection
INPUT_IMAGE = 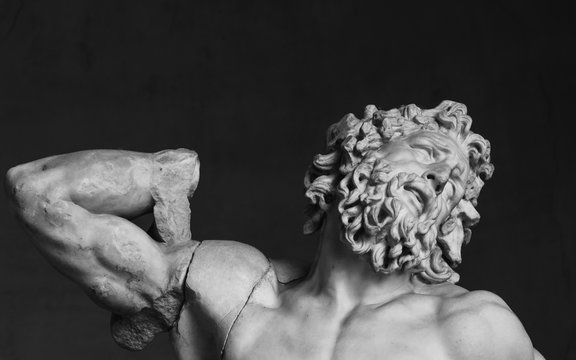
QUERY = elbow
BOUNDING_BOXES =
[6,163,30,209]
[5,162,50,214]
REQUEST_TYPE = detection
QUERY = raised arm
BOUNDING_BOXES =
[5,149,200,349]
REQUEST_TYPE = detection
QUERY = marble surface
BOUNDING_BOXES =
[6,102,545,359]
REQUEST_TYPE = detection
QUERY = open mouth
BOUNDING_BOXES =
[403,179,435,213]
[404,188,424,214]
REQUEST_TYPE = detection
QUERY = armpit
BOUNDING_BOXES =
[110,242,197,350]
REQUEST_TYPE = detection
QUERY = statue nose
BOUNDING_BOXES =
[424,169,449,195]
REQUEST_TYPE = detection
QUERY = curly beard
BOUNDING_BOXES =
[337,162,469,284]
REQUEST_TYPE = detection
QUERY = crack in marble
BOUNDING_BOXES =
[219,260,273,360]
[173,240,203,335]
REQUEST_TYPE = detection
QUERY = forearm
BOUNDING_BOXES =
[7,150,156,218]
[8,147,199,238]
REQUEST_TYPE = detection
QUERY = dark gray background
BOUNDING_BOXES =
[0,1,573,359]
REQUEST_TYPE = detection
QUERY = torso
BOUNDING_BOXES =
[225,285,465,360]
[168,241,497,360]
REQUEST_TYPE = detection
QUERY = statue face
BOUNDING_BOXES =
[305,102,494,282]
[378,130,478,224]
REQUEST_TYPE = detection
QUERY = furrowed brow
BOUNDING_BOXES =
[412,138,453,154]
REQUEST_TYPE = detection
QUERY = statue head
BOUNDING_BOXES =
[304,101,494,284]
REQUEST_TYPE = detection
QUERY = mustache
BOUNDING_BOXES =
[383,173,467,269]
[338,169,464,283]
[360,172,450,230]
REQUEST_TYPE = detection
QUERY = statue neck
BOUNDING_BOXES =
[305,210,416,308]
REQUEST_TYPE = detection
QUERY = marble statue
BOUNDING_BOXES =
[6,101,544,360]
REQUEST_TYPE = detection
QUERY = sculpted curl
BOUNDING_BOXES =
[304,101,494,283]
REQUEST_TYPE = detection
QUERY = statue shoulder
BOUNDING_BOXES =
[178,240,310,356]
[186,240,279,308]
[438,290,535,360]
[185,240,311,302]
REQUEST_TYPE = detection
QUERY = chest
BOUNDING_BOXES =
[223,304,448,360]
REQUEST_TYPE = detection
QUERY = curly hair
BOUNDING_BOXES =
[304,100,494,283]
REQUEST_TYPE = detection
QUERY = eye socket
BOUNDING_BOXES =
[410,144,436,160]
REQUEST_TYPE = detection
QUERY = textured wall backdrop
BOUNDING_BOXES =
[0,1,573,359]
